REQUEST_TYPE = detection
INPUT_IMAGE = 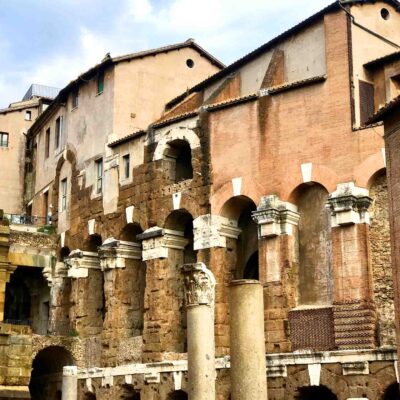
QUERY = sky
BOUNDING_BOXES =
[0,0,334,109]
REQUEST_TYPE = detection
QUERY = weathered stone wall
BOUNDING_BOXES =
[369,171,396,347]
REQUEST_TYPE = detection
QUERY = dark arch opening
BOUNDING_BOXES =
[120,385,141,399]
[297,385,337,400]
[120,223,143,241]
[83,234,102,252]
[164,139,193,183]
[383,382,400,400]
[168,390,188,400]
[243,251,259,279]
[83,393,96,400]
[29,346,74,400]
[59,246,70,261]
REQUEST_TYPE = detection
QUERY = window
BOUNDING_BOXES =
[359,80,374,126]
[0,132,9,147]
[25,110,32,121]
[45,128,50,158]
[95,158,103,194]
[72,89,79,109]
[122,154,130,179]
[61,178,67,211]
[55,116,63,149]
[97,71,104,94]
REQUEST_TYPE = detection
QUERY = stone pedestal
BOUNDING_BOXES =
[230,280,267,400]
[182,263,216,400]
[328,183,376,349]
[62,366,78,400]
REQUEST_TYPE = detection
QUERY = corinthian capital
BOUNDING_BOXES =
[182,262,216,307]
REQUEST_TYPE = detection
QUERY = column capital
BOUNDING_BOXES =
[328,182,372,226]
[64,250,100,279]
[138,227,189,261]
[252,195,300,237]
[98,238,142,270]
[182,262,216,307]
[193,214,241,250]
[63,366,78,376]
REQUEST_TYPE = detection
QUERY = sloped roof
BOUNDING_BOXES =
[364,51,400,69]
[165,0,400,110]
[367,95,400,123]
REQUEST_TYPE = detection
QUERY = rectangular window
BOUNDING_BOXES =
[95,158,103,194]
[25,110,32,121]
[61,178,67,211]
[0,132,9,147]
[123,154,130,179]
[55,116,63,149]
[72,89,79,109]
[97,71,104,94]
[359,80,375,126]
[45,128,50,158]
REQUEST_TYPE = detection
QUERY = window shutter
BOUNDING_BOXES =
[359,80,375,126]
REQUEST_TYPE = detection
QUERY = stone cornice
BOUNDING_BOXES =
[64,249,100,278]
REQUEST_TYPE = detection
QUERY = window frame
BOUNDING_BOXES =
[97,71,104,94]
[45,128,50,158]
[122,154,130,180]
[55,116,63,149]
[95,158,103,194]
[25,110,32,121]
[72,89,79,109]
[0,132,9,148]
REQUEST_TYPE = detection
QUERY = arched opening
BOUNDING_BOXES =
[83,393,96,400]
[221,196,258,280]
[59,246,70,261]
[120,385,141,399]
[4,266,50,334]
[297,385,337,400]
[83,234,102,252]
[29,346,74,400]
[168,390,188,400]
[293,183,332,306]
[369,169,395,347]
[164,139,193,183]
[382,382,400,399]
[120,223,143,241]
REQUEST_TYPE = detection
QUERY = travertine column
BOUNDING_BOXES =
[61,366,78,400]
[327,182,376,349]
[182,263,216,400]
[230,280,267,400]
[0,219,14,321]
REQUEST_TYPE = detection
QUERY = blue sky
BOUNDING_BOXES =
[0,0,333,108]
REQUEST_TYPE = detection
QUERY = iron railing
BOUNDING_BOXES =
[4,213,50,226]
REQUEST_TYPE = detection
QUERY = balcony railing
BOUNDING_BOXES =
[4,213,50,226]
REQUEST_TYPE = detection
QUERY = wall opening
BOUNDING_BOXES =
[221,196,258,280]
[83,393,96,400]
[297,385,337,400]
[59,246,70,261]
[120,385,141,399]
[4,266,50,334]
[164,139,193,183]
[29,346,74,400]
[383,382,400,399]
[168,390,188,400]
[83,234,102,252]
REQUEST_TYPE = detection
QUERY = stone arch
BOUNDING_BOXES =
[119,223,143,241]
[291,182,332,306]
[354,150,386,189]
[220,196,258,280]
[29,345,74,400]
[168,390,188,400]
[297,385,337,400]
[83,234,102,252]
[153,127,200,161]
[368,168,395,347]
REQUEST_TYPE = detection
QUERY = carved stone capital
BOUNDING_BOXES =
[139,227,189,261]
[64,249,100,279]
[99,237,142,271]
[182,262,216,307]
[252,195,300,237]
[327,183,372,227]
[193,214,241,250]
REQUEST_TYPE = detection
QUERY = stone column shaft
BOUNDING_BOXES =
[230,280,267,400]
[62,366,78,400]
[183,263,216,400]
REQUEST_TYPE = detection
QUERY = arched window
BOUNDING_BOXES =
[164,139,193,183]
[168,390,188,400]
[297,385,337,400]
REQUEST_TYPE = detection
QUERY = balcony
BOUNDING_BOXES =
[4,213,54,234]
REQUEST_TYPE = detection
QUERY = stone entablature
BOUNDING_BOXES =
[328,183,372,227]
[192,214,241,250]
[252,195,300,237]
[98,238,142,271]
[138,227,189,261]
[182,263,216,307]
[64,250,100,279]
